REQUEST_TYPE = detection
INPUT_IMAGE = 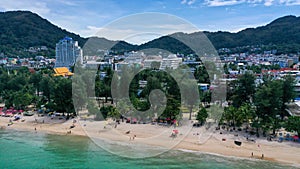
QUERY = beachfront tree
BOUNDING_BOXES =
[285,116,300,135]
[95,105,116,120]
[102,68,113,103]
[222,105,238,127]
[87,100,99,115]
[222,104,251,128]
[29,72,42,96]
[182,80,199,120]
[116,99,131,116]
[230,72,256,108]
[7,74,28,91]
[281,75,296,118]
[40,76,54,102]
[0,72,9,94]
[13,91,34,110]
[237,103,255,126]
[107,106,120,119]
[157,96,180,120]
[72,75,87,112]
[53,78,75,118]
[196,106,208,125]
[254,80,283,135]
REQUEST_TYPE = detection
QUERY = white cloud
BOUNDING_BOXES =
[264,0,274,6]
[181,0,197,5]
[188,0,197,5]
[87,22,198,44]
[0,0,50,15]
[279,0,300,5]
[84,13,199,44]
[247,0,263,3]
[0,0,126,40]
[56,0,79,6]
[204,0,300,6]
[205,0,245,6]
[181,0,188,4]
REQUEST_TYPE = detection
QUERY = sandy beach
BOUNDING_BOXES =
[0,115,299,167]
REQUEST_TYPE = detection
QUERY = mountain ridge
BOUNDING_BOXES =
[0,11,299,57]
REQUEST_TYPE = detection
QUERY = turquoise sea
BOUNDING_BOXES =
[0,129,298,169]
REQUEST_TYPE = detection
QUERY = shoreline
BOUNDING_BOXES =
[1,116,299,167]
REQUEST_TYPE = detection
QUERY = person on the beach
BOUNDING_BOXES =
[104,121,108,129]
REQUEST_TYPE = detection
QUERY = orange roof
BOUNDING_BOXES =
[53,67,73,77]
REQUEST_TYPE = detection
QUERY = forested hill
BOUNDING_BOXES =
[205,15,300,52]
[0,11,84,57]
[0,11,135,57]
[141,15,300,54]
[0,11,299,57]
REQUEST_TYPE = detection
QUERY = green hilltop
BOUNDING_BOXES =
[0,11,299,57]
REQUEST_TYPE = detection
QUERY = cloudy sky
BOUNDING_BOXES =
[0,0,300,44]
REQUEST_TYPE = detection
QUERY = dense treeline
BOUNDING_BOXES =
[1,11,300,57]
[223,72,300,136]
[0,62,299,135]
[0,66,75,118]
[0,11,84,57]
[140,16,300,55]
[70,63,211,122]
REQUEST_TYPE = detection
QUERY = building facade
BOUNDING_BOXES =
[55,36,82,68]
[160,54,182,70]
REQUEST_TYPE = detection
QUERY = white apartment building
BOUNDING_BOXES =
[143,55,162,69]
[160,54,182,70]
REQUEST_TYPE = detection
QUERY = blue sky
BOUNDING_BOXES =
[0,0,300,44]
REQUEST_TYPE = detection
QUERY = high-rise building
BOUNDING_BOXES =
[55,36,82,68]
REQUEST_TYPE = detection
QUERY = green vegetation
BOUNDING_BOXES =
[1,11,300,57]
[196,106,208,125]
[0,11,135,57]
[223,73,297,137]
[0,61,298,137]
[0,11,84,57]
[0,66,75,118]
[228,72,256,107]
[285,116,300,135]
[206,15,300,54]
[139,16,300,54]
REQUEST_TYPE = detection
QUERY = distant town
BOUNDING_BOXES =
[1,36,300,102]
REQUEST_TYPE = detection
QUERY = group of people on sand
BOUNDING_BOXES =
[125,130,136,141]
[66,120,77,134]
[251,152,264,159]
[130,134,136,140]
